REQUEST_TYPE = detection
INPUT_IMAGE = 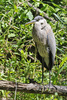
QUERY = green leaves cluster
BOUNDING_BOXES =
[0,0,67,99]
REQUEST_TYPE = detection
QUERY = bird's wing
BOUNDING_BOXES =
[47,31,56,57]
[47,31,56,69]
[35,42,49,70]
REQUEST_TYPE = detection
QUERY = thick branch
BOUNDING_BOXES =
[0,80,67,96]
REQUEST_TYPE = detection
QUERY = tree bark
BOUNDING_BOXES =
[0,80,67,96]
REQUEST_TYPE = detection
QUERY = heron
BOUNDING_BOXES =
[25,16,56,86]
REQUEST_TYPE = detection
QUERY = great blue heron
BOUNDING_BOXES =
[25,16,56,86]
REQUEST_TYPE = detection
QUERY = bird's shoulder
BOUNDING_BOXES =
[45,23,53,34]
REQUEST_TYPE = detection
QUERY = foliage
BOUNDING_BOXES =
[0,0,67,99]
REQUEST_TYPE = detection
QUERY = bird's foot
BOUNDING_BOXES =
[48,82,57,90]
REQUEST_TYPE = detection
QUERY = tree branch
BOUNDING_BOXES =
[18,1,56,22]
[0,80,67,96]
[27,1,56,22]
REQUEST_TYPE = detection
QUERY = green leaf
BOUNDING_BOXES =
[12,44,18,48]
[17,36,25,46]
[14,5,18,12]
[21,50,24,54]
[49,6,55,12]
[58,56,67,74]
[41,4,48,11]
[53,13,64,23]
[13,52,20,55]
[8,33,16,38]
[27,11,33,20]
[58,62,67,74]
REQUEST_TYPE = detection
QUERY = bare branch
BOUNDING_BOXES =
[0,80,67,96]
[18,1,56,22]
[27,2,56,22]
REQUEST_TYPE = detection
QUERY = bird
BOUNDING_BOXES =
[25,16,56,86]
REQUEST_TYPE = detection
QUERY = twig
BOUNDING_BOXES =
[27,54,35,61]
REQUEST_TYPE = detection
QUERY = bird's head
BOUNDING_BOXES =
[25,16,47,29]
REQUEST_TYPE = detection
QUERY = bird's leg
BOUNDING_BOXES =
[49,70,51,87]
[49,70,54,87]
[49,70,57,89]
[34,46,37,62]
[42,58,44,84]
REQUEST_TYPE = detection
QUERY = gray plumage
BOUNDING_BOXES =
[32,16,56,70]
[25,16,56,84]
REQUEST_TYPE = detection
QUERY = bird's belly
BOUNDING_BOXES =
[37,43,49,66]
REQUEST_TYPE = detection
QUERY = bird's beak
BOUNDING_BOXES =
[25,20,36,25]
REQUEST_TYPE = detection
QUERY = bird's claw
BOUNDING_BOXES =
[48,82,57,90]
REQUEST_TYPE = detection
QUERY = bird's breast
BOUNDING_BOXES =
[32,25,49,66]
[32,27,47,45]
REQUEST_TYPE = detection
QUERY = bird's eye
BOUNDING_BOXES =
[37,19,39,21]
[41,23,43,25]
